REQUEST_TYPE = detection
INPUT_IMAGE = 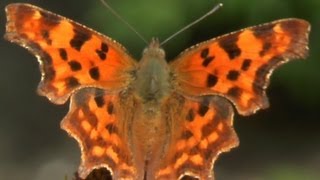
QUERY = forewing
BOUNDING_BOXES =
[170,19,310,115]
[5,3,136,104]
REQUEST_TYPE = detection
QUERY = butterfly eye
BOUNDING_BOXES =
[157,48,166,59]
[142,48,148,55]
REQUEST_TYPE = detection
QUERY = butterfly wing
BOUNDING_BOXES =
[5,3,136,104]
[163,18,310,179]
[155,95,238,179]
[62,88,136,179]
[170,19,310,115]
[5,3,138,179]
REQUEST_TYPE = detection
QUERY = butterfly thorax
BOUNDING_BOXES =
[133,39,171,113]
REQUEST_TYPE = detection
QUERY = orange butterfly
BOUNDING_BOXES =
[4,3,310,180]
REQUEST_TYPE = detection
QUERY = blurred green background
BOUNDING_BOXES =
[0,0,319,179]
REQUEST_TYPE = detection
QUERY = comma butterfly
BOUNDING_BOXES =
[4,3,310,180]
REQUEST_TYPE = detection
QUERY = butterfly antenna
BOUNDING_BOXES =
[160,3,223,46]
[99,0,148,45]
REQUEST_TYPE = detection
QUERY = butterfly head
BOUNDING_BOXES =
[142,38,165,59]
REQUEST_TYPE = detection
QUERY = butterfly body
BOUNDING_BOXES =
[126,39,181,179]
[133,39,171,111]
[4,3,310,180]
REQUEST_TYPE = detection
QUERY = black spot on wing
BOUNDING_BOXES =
[200,48,209,58]
[101,42,109,52]
[94,96,105,108]
[198,99,209,117]
[189,146,200,156]
[40,30,52,45]
[207,74,218,87]
[202,56,215,67]
[107,102,114,115]
[218,32,241,59]
[59,48,68,61]
[66,77,80,88]
[40,30,49,39]
[70,28,92,51]
[96,49,107,60]
[68,60,82,71]
[241,59,252,71]
[186,109,195,122]
[181,130,193,139]
[259,42,272,56]
[227,86,242,99]
[89,67,100,80]
[227,70,240,81]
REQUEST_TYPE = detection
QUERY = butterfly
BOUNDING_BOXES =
[4,3,310,180]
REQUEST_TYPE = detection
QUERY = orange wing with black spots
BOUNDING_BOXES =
[4,3,136,104]
[61,88,136,179]
[170,19,310,115]
[155,95,238,179]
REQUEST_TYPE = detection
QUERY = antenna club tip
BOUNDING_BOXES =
[218,3,223,7]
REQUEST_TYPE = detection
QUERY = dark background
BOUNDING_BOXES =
[0,0,319,179]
